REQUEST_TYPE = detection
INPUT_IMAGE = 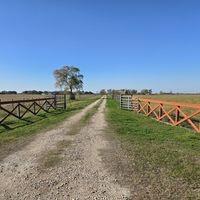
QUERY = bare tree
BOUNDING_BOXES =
[54,66,83,100]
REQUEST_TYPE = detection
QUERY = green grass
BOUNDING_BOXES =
[68,99,102,135]
[80,99,102,124]
[40,140,71,169]
[0,97,99,145]
[106,98,200,198]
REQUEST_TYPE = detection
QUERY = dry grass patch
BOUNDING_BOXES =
[68,100,102,135]
[40,140,71,169]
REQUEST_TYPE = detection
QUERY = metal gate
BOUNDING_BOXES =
[55,94,67,109]
[120,95,133,110]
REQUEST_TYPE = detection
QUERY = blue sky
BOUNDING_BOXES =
[0,0,200,93]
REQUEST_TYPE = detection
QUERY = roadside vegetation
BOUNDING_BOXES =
[106,98,200,198]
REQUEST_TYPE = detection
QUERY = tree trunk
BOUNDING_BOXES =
[69,88,76,100]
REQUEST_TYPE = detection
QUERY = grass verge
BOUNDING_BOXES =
[106,98,200,199]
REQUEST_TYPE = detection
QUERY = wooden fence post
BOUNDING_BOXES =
[159,103,163,119]
[12,99,14,110]
[137,99,140,112]
[120,95,122,109]
[17,103,21,118]
[175,106,180,123]
[64,94,67,110]
[54,95,57,109]
[147,101,151,114]
[198,115,200,132]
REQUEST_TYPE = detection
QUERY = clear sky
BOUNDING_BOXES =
[0,0,200,93]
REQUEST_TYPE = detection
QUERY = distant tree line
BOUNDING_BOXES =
[0,90,94,95]
[79,91,94,95]
[104,89,153,95]
[0,90,51,95]
[22,90,45,95]
[0,91,17,94]
[103,89,200,96]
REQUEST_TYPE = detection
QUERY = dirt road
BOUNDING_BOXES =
[0,98,130,200]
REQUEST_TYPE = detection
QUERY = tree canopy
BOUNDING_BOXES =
[54,66,83,99]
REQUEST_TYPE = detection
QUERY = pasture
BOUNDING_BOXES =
[107,98,200,199]
[0,93,96,101]
[0,94,50,101]
[136,94,200,104]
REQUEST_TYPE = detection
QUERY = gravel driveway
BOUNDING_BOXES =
[0,98,130,200]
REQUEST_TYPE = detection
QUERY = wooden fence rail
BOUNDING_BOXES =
[137,98,200,133]
[119,95,200,133]
[0,95,66,124]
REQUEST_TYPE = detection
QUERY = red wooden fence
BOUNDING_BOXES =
[135,98,200,133]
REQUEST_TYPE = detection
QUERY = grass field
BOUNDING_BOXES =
[0,94,50,101]
[136,94,200,104]
[106,98,200,199]
[0,94,97,102]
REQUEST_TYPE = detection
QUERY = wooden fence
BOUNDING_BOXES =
[137,98,200,133]
[0,95,66,124]
[119,95,200,133]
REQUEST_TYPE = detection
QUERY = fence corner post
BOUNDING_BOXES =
[64,94,67,110]
[175,106,180,124]
[54,94,57,109]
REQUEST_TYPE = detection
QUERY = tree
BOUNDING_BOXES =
[107,89,113,94]
[148,89,152,95]
[84,91,94,95]
[100,89,107,95]
[159,90,164,95]
[125,90,131,95]
[140,89,152,95]
[0,91,17,94]
[22,90,43,94]
[54,66,83,100]
[131,89,137,94]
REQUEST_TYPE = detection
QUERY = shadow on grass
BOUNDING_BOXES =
[0,124,12,131]
[0,98,98,134]
[0,109,67,133]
